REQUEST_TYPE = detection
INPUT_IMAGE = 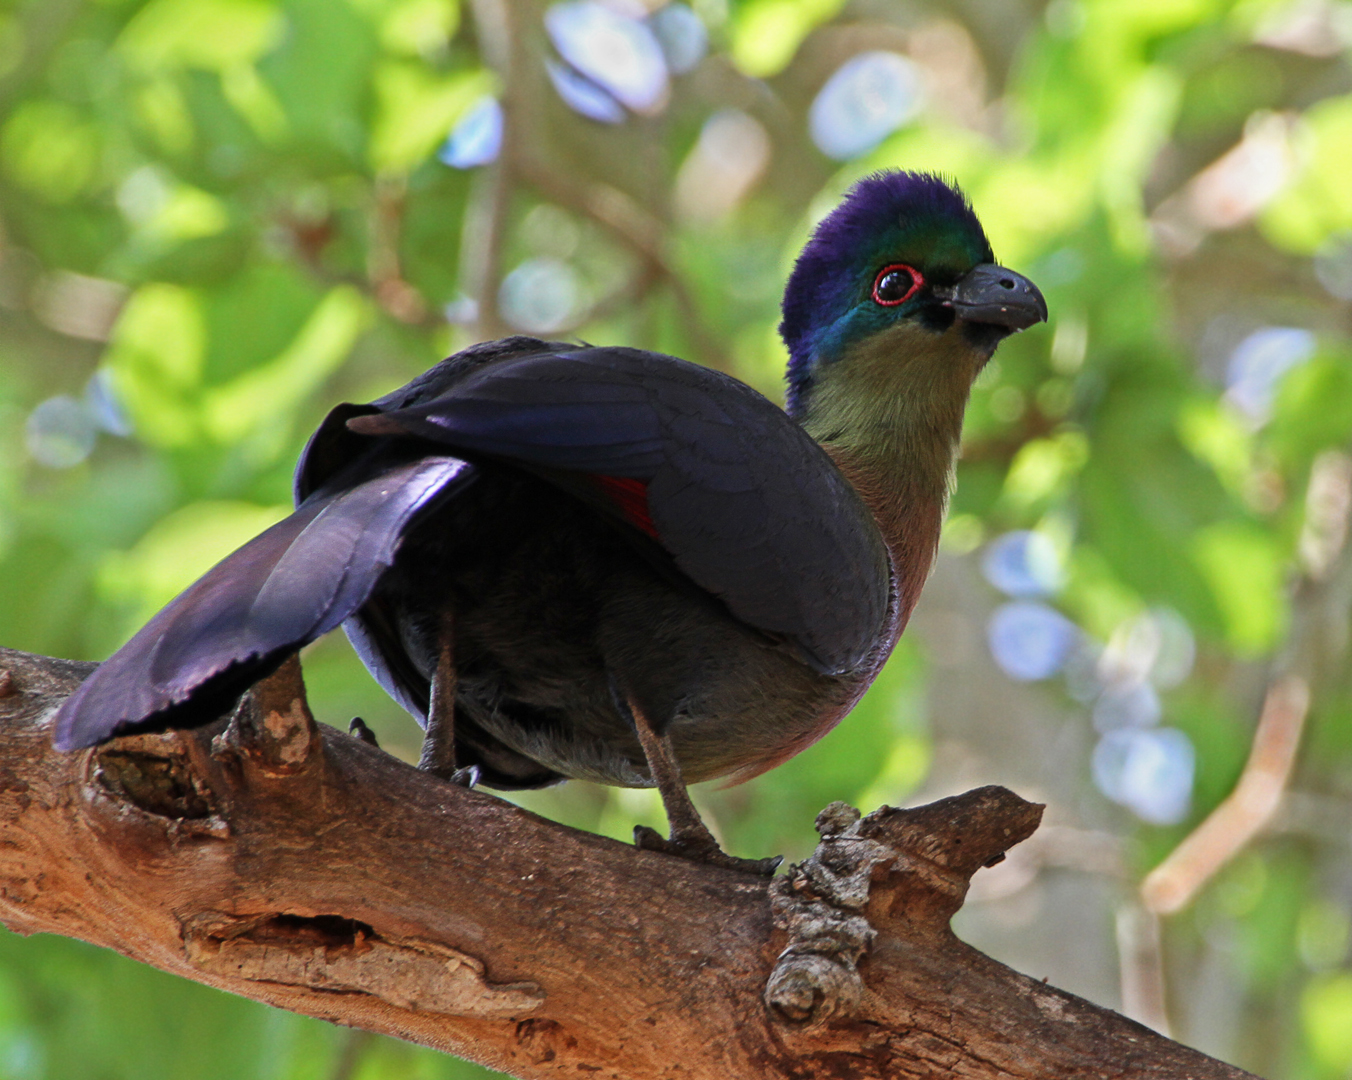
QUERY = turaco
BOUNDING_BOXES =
[53,171,1047,874]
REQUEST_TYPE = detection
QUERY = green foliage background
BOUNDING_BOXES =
[2,0,1352,1075]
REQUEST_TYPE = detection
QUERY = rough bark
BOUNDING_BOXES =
[0,646,1258,1079]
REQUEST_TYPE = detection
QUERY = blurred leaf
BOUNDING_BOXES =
[1296,898,1350,972]
[148,184,232,242]
[118,0,284,73]
[1168,686,1248,815]
[1191,521,1287,655]
[1000,427,1090,511]
[1062,545,1145,639]
[0,928,347,1080]
[729,0,845,78]
[220,63,290,141]
[1177,398,1253,497]
[1079,453,1227,640]
[1097,66,1182,253]
[0,100,100,204]
[1236,851,1307,988]
[202,285,370,443]
[262,0,378,155]
[106,283,208,447]
[1262,94,1352,254]
[379,0,460,56]
[1303,972,1352,1074]
[203,263,327,381]
[133,78,196,156]
[369,62,494,173]
[98,500,289,628]
[1266,352,1352,471]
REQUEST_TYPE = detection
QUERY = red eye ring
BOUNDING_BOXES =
[872,264,923,306]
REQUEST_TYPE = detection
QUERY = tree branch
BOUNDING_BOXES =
[1141,675,1309,915]
[0,645,1258,1079]
[1142,449,1352,918]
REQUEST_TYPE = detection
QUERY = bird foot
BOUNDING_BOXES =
[348,717,379,747]
[450,764,480,788]
[633,824,782,876]
[436,764,480,788]
[420,761,481,788]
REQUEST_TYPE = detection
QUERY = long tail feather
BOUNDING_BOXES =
[53,457,470,750]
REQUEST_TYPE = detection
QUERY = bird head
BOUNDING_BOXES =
[780,172,1046,423]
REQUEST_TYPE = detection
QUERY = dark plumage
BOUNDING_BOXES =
[52,171,1046,872]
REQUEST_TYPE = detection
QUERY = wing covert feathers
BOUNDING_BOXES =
[355,345,892,674]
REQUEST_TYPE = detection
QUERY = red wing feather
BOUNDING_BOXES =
[593,474,659,540]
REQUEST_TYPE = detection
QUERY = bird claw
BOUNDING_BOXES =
[449,764,480,788]
[420,761,480,788]
[348,717,379,747]
[633,824,783,876]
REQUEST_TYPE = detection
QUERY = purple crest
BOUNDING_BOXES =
[780,171,991,414]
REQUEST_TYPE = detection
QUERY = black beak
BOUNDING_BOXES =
[935,263,1047,331]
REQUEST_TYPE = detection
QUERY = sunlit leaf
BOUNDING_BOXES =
[1303,972,1352,1073]
[146,186,232,243]
[1176,398,1252,495]
[380,0,459,57]
[221,63,289,140]
[1266,353,1352,469]
[1191,521,1288,655]
[104,284,207,448]
[370,62,495,173]
[728,0,845,78]
[1000,428,1090,509]
[0,100,99,204]
[1096,66,1182,253]
[1262,94,1352,253]
[202,286,371,443]
[118,0,284,73]
[133,78,195,156]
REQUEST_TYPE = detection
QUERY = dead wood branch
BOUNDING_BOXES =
[0,646,1258,1079]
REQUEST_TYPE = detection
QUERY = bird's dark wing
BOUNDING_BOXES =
[345,346,892,675]
[52,456,471,750]
[294,337,576,505]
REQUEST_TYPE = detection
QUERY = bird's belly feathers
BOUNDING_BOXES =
[363,467,859,788]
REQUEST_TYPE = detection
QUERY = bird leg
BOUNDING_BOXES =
[621,691,781,876]
[417,611,478,787]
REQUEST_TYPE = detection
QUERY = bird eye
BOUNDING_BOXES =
[872,264,923,306]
